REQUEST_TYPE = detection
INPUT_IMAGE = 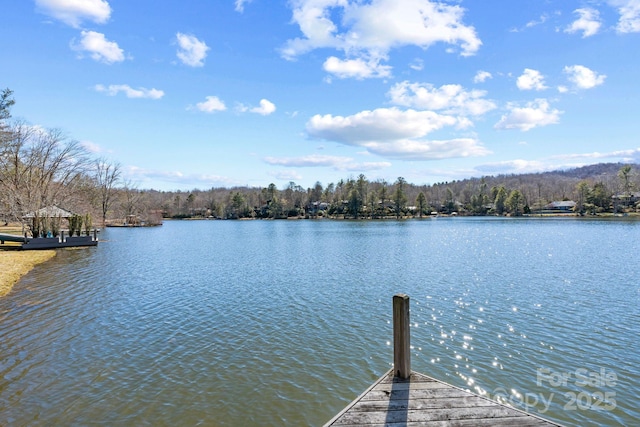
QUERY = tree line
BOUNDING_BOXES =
[0,89,127,229]
[149,162,638,220]
[2,88,639,230]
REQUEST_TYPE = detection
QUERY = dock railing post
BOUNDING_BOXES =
[393,293,411,379]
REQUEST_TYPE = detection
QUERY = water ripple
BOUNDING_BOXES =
[1,218,638,426]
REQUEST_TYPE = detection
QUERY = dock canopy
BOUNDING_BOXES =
[23,205,75,219]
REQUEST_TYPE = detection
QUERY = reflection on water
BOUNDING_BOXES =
[1,218,639,426]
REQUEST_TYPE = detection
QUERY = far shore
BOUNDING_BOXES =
[0,225,56,297]
[166,211,640,221]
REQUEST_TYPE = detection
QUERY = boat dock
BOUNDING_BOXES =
[0,231,98,250]
[324,294,563,426]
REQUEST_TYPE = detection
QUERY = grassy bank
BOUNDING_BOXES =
[0,249,56,297]
[0,250,57,297]
[0,225,57,297]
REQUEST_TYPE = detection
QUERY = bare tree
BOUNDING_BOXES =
[0,121,31,221]
[0,123,90,224]
[4,127,93,225]
[30,128,90,208]
[120,180,142,222]
[94,158,122,227]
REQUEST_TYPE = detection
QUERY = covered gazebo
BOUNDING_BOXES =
[23,205,75,220]
[22,205,76,238]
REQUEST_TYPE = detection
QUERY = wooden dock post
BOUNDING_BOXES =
[325,294,564,426]
[392,293,410,379]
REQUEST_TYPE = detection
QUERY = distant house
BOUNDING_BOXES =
[305,201,329,216]
[543,201,576,212]
[612,192,640,206]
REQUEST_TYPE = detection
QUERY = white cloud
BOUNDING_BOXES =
[563,65,606,89]
[251,99,276,115]
[565,8,602,37]
[266,154,353,168]
[352,161,393,171]
[388,81,496,116]
[409,59,424,71]
[323,56,392,79]
[125,165,238,188]
[95,84,164,99]
[72,30,125,64]
[236,99,277,115]
[36,0,111,28]
[234,0,253,13]
[526,14,550,29]
[176,33,209,67]
[195,96,227,113]
[475,159,549,175]
[265,154,391,171]
[281,0,481,79]
[473,70,492,83]
[509,13,554,33]
[551,148,640,162]
[608,0,640,33]
[80,140,104,153]
[306,107,488,160]
[269,170,304,181]
[495,99,562,131]
[307,107,459,144]
[363,138,490,160]
[516,68,547,91]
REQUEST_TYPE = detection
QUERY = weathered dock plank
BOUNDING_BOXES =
[325,370,562,426]
[324,295,564,426]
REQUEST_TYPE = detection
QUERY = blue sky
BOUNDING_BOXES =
[3,0,640,191]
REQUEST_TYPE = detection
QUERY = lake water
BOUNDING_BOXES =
[1,218,639,426]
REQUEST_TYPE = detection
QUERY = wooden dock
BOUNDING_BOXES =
[0,230,99,250]
[324,294,563,427]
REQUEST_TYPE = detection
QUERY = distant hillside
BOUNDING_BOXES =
[417,162,639,214]
[552,163,638,180]
[429,162,639,194]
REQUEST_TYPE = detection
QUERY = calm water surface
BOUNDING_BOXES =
[1,218,639,426]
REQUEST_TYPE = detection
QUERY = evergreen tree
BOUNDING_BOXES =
[494,185,507,215]
[506,189,523,216]
[416,192,426,218]
[394,177,407,218]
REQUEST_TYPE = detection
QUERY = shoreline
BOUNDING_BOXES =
[0,225,57,297]
[166,211,640,221]
[0,250,57,297]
